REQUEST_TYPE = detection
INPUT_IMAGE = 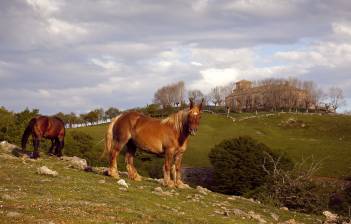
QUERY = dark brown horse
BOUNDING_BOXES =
[104,99,203,188]
[21,116,65,158]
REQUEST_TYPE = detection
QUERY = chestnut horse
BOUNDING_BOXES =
[105,99,203,188]
[21,116,65,158]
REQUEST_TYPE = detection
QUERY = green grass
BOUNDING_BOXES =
[66,113,351,177]
[0,149,321,224]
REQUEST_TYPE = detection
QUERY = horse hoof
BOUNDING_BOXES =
[134,175,142,182]
[175,182,190,189]
[104,170,119,179]
[163,180,175,188]
[30,152,40,159]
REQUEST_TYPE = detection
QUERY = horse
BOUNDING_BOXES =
[21,116,65,159]
[104,99,203,188]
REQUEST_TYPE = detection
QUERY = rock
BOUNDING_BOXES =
[232,208,247,217]
[37,166,58,177]
[248,211,267,223]
[117,179,128,188]
[118,187,128,191]
[227,196,236,201]
[61,156,87,170]
[280,206,289,211]
[7,211,21,217]
[270,212,279,221]
[90,167,107,175]
[278,219,298,224]
[152,187,173,196]
[1,194,15,200]
[147,178,164,184]
[154,187,163,193]
[323,211,338,224]
[98,179,106,184]
[196,186,210,195]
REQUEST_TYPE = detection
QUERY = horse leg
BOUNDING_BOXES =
[57,137,64,157]
[48,139,55,156]
[125,141,142,181]
[31,136,40,159]
[163,148,175,188]
[174,152,189,189]
[108,142,124,179]
[53,137,62,157]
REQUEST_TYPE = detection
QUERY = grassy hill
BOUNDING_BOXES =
[0,144,321,224]
[68,112,351,178]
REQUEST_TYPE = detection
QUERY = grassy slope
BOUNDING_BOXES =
[67,113,351,177]
[0,150,320,224]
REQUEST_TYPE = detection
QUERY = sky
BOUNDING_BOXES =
[1,0,351,114]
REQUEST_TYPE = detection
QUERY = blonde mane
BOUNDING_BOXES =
[161,109,189,134]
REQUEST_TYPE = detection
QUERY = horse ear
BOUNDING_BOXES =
[199,98,204,110]
[189,98,194,109]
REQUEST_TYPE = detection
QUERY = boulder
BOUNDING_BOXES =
[37,166,58,177]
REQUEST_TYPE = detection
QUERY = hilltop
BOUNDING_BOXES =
[71,112,351,178]
[0,142,322,224]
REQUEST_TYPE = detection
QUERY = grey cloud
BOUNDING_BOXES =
[0,0,351,113]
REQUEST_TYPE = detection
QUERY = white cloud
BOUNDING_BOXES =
[1,1,351,113]
[192,0,208,12]
[224,0,296,17]
[47,18,87,40]
[90,57,121,71]
[332,22,351,37]
[26,0,62,17]
[190,68,239,93]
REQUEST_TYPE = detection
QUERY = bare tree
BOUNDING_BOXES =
[209,86,223,106]
[153,81,185,108]
[328,87,346,112]
[174,81,185,106]
[302,81,317,113]
[188,89,204,103]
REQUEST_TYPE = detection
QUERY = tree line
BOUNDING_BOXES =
[53,107,120,128]
[153,78,346,113]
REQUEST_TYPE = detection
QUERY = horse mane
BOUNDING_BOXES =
[161,109,189,134]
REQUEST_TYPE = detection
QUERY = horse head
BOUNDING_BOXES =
[187,98,204,136]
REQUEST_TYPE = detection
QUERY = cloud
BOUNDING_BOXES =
[0,0,351,113]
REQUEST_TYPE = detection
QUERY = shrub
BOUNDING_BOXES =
[329,183,351,216]
[65,131,94,159]
[258,156,334,214]
[208,136,292,195]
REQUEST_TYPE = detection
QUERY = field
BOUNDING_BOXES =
[0,145,321,224]
[68,112,351,178]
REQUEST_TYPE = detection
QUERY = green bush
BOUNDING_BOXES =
[208,136,292,195]
[65,130,95,161]
[0,107,39,145]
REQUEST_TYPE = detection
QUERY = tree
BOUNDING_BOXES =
[105,107,120,119]
[209,86,223,106]
[209,136,292,195]
[0,107,16,143]
[328,87,346,112]
[302,81,316,113]
[153,81,185,108]
[188,89,204,103]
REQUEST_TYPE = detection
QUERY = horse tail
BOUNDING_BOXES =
[21,117,36,150]
[101,114,121,159]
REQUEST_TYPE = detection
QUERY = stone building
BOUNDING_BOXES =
[225,80,310,112]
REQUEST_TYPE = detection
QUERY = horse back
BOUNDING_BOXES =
[113,111,178,154]
[34,116,65,139]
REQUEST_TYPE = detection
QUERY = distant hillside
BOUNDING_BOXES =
[68,112,351,178]
[0,142,322,224]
